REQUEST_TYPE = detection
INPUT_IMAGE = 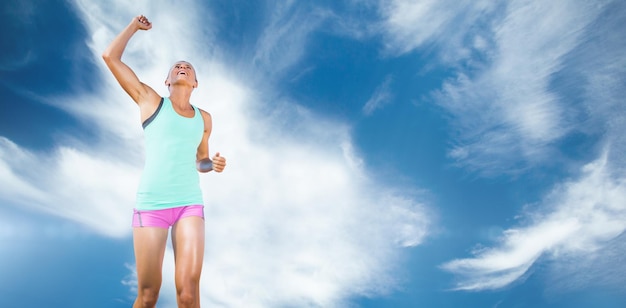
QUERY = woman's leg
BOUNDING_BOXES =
[133,227,169,308]
[172,216,205,308]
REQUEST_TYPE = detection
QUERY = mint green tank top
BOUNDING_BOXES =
[136,97,204,210]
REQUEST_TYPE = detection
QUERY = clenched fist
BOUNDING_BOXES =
[196,153,227,173]
[133,15,152,31]
[211,152,226,173]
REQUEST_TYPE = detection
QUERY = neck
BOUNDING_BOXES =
[168,86,194,108]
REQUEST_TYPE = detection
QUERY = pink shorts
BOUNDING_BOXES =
[132,205,204,228]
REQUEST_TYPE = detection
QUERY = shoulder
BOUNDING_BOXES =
[196,107,212,129]
[196,107,212,120]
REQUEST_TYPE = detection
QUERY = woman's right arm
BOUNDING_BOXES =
[102,15,159,106]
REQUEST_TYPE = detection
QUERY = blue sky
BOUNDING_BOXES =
[1,0,625,307]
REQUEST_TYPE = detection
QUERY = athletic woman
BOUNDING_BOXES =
[102,15,226,308]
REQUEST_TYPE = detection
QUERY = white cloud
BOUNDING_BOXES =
[252,2,330,78]
[0,136,140,238]
[362,75,393,116]
[0,138,48,205]
[377,0,497,60]
[0,0,432,306]
[442,152,626,291]
[379,0,453,55]
[376,1,612,174]
[545,231,626,294]
[430,0,626,293]
[440,1,607,174]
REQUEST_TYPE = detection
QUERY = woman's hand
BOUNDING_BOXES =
[212,152,226,173]
[133,15,152,31]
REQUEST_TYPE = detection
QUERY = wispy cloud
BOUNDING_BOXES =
[379,1,607,174]
[252,2,330,78]
[375,0,626,292]
[362,75,393,116]
[437,1,607,174]
[377,0,497,61]
[441,152,626,290]
[0,136,140,237]
[545,232,626,294]
[0,0,432,306]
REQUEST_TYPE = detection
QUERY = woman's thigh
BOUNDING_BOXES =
[172,216,205,285]
[133,226,169,289]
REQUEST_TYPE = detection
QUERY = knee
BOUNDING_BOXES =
[136,287,160,308]
[177,285,199,307]
[178,292,197,307]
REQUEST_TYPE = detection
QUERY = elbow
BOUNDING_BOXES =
[101,49,117,64]
[101,52,111,63]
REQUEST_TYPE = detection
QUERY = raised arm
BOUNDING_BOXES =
[102,15,159,106]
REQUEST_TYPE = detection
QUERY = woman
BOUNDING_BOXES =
[102,15,226,308]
